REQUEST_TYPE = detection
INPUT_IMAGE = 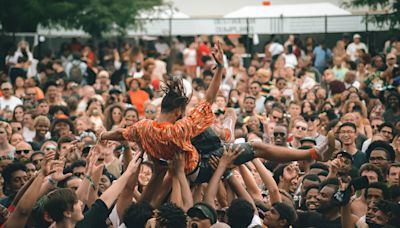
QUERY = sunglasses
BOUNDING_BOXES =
[295,125,307,131]
[372,125,380,129]
[16,150,31,155]
[273,132,286,137]
[74,172,85,177]
[145,109,156,114]
[32,159,43,165]
[304,116,317,122]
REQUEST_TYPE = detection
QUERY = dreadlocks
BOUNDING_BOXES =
[160,76,190,113]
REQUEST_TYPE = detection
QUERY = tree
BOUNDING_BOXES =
[0,0,162,37]
[345,0,400,31]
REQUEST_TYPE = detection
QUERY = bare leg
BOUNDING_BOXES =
[233,132,335,165]
[252,142,312,162]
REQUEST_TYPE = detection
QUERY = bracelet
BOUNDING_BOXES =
[222,170,233,181]
[216,62,224,68]
[48,176,58,186]
[85,174,96,190]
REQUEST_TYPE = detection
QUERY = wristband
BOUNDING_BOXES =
[309,148,318,160]
[222,170,233,181]
[48,176,58,186]
[216,62,224,68]
[85,174,96,190]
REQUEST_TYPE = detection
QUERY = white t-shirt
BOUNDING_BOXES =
[0,96,23,111]
[23,127,35,142]
[183,48,197,66]
[269,42,284,57]
[153,59,167,81]
[255,96,266,114]
[346,42,368,61]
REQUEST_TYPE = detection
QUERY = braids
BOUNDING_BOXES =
[161,76,190,113]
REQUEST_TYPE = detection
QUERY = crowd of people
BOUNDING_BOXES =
[0,32,399,228]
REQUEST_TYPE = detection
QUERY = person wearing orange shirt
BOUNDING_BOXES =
[127,78,150,117]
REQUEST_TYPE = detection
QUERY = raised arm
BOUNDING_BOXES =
[116,151,141,221]
[252,158,281,204]
[175,153,193,211]
[239,164,263,201]
[205,40,225,104]
[76,148,102,208]
[204,146,241,207]
[100,152,142,209]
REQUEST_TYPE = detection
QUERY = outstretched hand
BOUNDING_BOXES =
[125,151,143,175]
[219,145,243,169]
[211,40,224,65]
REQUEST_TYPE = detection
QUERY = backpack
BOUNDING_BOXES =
[69,62,83,83]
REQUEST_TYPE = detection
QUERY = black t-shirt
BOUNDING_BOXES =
[296,211,341,228]
[352,150,367,169]
[76,199,109,228]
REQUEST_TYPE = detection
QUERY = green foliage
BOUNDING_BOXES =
[345,0,400,31]
[0,0,162,37]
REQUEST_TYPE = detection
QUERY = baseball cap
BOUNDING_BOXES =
[335,151,353,162]
[187,202,217,224]
[300,137,317,146]
[353,34,361,39]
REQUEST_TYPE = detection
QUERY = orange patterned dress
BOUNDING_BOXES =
[122,100,215,173]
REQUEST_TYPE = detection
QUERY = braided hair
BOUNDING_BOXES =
[160,76,190,113]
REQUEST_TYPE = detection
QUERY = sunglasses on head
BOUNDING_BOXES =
[16,150,31,155]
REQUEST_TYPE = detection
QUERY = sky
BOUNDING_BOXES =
[169,0,345,18]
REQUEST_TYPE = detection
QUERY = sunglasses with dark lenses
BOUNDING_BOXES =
[74,172,85,177]
[16,150,31,155]
[372,125,380,129]
[304,116,317,122]
[295,125,307,131]
[145,109,156,114]
[273,132,286,137]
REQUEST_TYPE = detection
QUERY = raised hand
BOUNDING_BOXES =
[41,151,56,176]
[50,159,72,182]
[125,151,143,175]
[211,40,224,65]
[209,155,220,170]
[283,163,299,181]
[219,145,243,169]
[86,146,102,175]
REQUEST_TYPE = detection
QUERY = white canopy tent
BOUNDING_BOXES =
[224,2,351,18]
[37,6,190,37]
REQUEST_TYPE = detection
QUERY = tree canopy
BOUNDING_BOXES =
[0,0,162,37]
[346,0,400,31]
